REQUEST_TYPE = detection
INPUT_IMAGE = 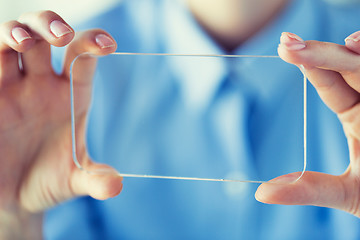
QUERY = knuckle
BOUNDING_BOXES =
[342,176,360,217]
[338,103,360,139]
[339,101,360,121]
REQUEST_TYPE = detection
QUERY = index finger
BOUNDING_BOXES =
[278,32,360,75]
[63,29,117,82]
[278,32,360,114]
[18,11,74,47]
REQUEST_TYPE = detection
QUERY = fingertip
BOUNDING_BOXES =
[277,44,304,67]
[254,185,266,203]
[345,31,360,44]
[62,30,117,80]
[255,182,298,205]
[49,20,74,47]
[17,11,75,47]
[11,27,31,43]
[49,20,73,38]
[255,182,282,204]
[85,166,123,200]
[277,33,308,67]
[71,30,117,56]
[279,32,306,51]
[345,31,360,55]
[90,33,117,56]
[255,172,305,205]
[95,33,116,50]
[0,22,35,52]
[88,174,123,200]
[255,183,284,204]
[71,162,123,200]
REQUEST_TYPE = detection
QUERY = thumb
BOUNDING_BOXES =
[255,171,356,214]
[71,161,123,200]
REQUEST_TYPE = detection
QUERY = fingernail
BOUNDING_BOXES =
[95,34,115,49]
[280,32,306,51]
[345,31,360,43]
[50,20,73,38]
[11,27,31,43]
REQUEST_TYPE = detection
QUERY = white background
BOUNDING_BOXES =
[0,0,359,24]
[0,0,121,24]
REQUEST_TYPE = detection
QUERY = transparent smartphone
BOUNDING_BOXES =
[70,53,307,183]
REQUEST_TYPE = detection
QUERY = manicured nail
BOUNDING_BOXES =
[50,20,73,38]
[345,31,360,43]
[280,32,306,51]
[11,27,31,43]
[95,34,115,49]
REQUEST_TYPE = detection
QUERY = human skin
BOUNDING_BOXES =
[186,0,289,51]
[1,1,360,240]
[188,0,360,216]
[256,32,360,217]
[187,0,360,217]
[0,11,123,239]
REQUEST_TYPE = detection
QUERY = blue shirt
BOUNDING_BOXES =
[45,0,360,239]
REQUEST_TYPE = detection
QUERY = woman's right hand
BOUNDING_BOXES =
[0,11,123,239]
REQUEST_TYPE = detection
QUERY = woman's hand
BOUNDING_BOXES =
[255,31,360,217]
[0,11,122,239]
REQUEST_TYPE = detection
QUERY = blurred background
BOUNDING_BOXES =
[0,0,359,25]
[0,0,121,24]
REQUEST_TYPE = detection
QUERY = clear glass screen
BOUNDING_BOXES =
[70,53,307,184]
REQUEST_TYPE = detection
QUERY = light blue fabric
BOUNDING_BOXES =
[45,0,360,239]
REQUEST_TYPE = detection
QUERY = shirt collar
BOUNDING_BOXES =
[161,0,319,111]
[161,0,227,111]
[230,0,320,101]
